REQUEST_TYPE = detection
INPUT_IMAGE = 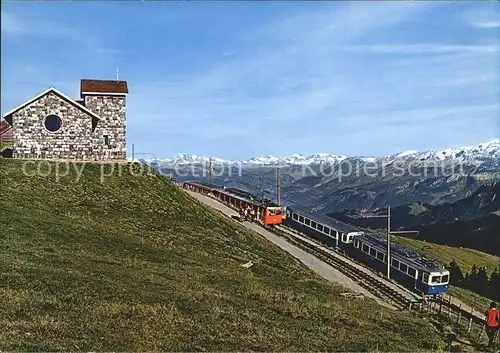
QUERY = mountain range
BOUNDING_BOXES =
[144,139,500,256]
[152,139,500,167]
[148,139,500,213]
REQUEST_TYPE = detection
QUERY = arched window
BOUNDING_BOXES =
[44,114,62,132]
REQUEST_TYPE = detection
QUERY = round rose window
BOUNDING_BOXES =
[44,115,62,132]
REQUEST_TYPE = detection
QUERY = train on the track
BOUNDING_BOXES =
[284,204,450,296]
[183,180,449,296]
[182,180,283,225]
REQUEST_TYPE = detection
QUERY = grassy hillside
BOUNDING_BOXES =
[0,141,11,151]
[392,236,500,274]
[448,287,493,313]
[0,159,447,351]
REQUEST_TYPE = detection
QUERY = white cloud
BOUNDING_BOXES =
[333,44,500,54]
[128,1,498,152]
[461,6,500,29]
[1,10,24,34]
[129,3,441,130]
[474,20,500,28]
[1,9,120,58]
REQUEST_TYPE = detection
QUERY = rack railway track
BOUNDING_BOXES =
[266,224,418,310]
[179,184,487,336]
[263,223,486,328]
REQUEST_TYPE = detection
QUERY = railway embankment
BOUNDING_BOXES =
[0,158,450,351]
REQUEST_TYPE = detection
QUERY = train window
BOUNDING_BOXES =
[305,218,310,226]
[299,215,304,223]
[292,213,299,221]
[430,275,441,284]
[269,209,275,216]
[441,274,449,283]
[362,244,369,253]
[369,248,377,257]
[310,221,317,228]
[376,252,384,261]
[341,234,347,242]
[400,263,408,273]
[408,267,416,278]
[276,209,282,215]
[317,224,323,232]
[422,273,429,283]
[391,259,399,268]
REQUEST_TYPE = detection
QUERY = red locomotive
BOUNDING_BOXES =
[182,180,283,225]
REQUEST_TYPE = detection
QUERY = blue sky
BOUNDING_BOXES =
[2,1,499,160]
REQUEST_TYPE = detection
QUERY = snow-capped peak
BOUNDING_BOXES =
[396,150,418,158]
[419,139,500,161]
[151,139,500,167]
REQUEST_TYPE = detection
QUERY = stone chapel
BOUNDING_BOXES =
[2,79,128,160]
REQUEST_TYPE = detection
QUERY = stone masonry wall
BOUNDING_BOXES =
[12,92,95,159]
[84,95,126,160]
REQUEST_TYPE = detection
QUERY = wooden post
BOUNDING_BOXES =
[439,295,443,315]
[476,325,483,341]
[448,295,452,319]
[408,302,412,311]
[457,304,462,325]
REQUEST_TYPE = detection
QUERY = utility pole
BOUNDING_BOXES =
[208,157,212,183]
[132,144,135,160]
[360,205,417,280]
[276,167,281,206]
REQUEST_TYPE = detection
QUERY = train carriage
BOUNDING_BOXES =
[182,181,283,225]
[284,204,360,250]
[284,205,450,296]
[349,231,449,295]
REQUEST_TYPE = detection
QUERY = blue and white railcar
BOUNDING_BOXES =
[284,205,360,250]
[352,233,449,296]
[416,271,450,295]
[283,205,450,296]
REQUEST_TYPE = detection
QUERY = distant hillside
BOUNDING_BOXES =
[0,159,446,351]
[392,235,500,276]
[329,182,500,256]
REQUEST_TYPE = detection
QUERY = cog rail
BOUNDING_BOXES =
[265,224,417,310]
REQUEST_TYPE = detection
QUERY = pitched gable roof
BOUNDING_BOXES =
[2,87,102,126]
